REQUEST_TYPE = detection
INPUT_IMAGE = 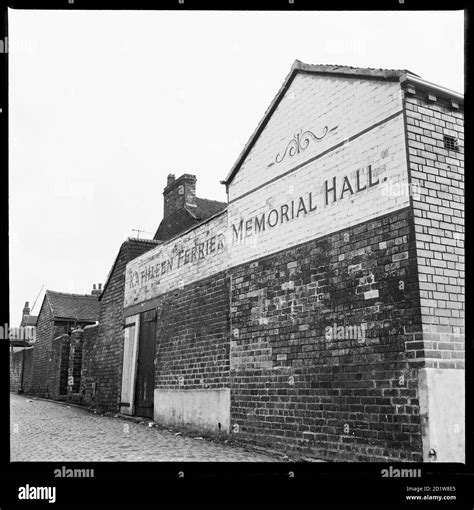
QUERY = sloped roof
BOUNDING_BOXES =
[21,315,38,326]
[45,290,100,322]
[154,197,226,242]
[192,197,227,220]
[154,207,199,242]
[221,60,422,187]
[291,62,420,80]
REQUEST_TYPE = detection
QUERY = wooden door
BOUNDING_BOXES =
[134,309,156,418]
[120,314,140,415]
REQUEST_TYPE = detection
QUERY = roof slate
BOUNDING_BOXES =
[189,197,227,220]
[154,197,226,242]
[46,290,100,322]
[22,315,38,326]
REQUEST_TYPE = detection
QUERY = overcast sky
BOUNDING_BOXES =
[9,9,464,325]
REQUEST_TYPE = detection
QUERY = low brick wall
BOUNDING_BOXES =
[10,348,34,393]
[80,324,99,405]
[10,350,23,392]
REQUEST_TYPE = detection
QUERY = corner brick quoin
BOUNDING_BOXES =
[16,64,463,463]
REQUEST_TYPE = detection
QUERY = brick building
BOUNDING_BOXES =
[28,289,100,398]
[120,61,464,462]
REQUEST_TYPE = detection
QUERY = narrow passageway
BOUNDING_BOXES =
[10,394,278,462]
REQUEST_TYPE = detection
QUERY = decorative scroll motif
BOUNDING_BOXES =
[274,125,338,164]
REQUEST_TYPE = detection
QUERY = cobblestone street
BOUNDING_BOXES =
[10,393,278,462]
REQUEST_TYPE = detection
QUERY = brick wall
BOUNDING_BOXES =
[49,334,70,400]
[22,348,34,393]
[404,93,464,368]
[153,271,230,391]
[80,324,99,405]
[29,296,91,398]
[229,208,423,462]
[10,350,23,391]
[85,239,157,412]
[29,297,55,396]
[10,349,34,392]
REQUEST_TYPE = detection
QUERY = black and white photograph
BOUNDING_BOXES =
[5,5,466,499]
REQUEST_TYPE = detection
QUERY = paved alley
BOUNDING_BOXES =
[10,393,279,462]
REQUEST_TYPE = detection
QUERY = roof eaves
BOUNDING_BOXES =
[125,238,161,245]
[293,61,419,80]
[400,74,463,104]
[53,316,97,323]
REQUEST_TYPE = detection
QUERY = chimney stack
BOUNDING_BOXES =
[163,173,197,219]
[22,301,30,318]
[91,284,102,297]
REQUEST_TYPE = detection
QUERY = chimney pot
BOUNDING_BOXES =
[91,284,102,296]
[98,283,102,290]
[167,174,176,186]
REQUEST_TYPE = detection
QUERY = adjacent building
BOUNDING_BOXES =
[28,289,101,398]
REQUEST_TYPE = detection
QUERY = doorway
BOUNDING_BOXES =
[134,309,157,418]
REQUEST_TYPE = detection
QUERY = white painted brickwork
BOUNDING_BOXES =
[229,73,404,201]
[227,113,409,268]
[124,212,227,308]
[124,74,410,307]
